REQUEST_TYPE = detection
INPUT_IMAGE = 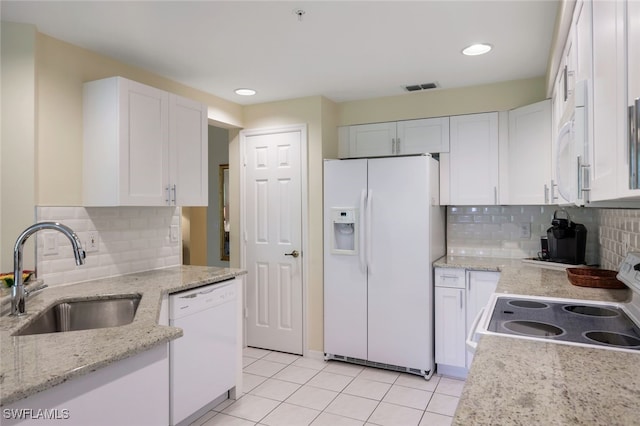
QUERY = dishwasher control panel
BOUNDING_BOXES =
[169,279,236,319]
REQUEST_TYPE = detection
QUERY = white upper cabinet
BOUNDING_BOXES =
[169,94,208,206]
[622,0,640,195]
[589,0,625,202]
[83,77,208,206]
[446,112,500,205]
[396,117,450,154]
[346,122,396,158]
[338,117,449,158]
[505,100,552,205]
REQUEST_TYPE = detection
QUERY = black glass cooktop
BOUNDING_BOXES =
[488,297,640,350]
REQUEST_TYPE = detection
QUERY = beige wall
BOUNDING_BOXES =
[1,22,37,271]
[182,207,208,266]
[241,96,338,353]
[35,33,242,206]
[338,77,547,126]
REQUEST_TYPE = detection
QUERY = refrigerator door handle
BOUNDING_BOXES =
[359,189,367,273]
[366,189,373,273]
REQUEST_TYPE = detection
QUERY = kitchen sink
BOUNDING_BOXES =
[13,294,141,336]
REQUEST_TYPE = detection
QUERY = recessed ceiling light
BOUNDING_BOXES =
[235,88,256,96]
[462,43,493,56]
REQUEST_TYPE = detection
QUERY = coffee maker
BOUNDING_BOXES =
[546,209,587,264]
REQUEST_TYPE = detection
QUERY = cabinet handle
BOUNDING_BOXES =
[544,184,549,204]
[550,179,559,203]
[630,100,640,190]
[171,184,177,205]
[391,138,396,155]
[397,138,401,154]
[493,186,498,205]
[165,186,171,205]
[563,65,568,102]
[577,155,591,202]
[459,289,463,310]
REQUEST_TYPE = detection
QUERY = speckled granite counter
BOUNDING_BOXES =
[0,266,246,407]
[433,256,639,425]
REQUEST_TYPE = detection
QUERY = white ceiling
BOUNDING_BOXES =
[1,0,559,105]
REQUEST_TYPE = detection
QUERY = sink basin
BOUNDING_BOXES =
[13,294,141,336]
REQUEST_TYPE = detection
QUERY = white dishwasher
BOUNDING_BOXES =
[169,278,237,426]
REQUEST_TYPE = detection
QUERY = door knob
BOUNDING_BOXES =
[285,250,300,258]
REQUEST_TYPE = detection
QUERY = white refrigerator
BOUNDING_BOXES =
[323,154,445,378]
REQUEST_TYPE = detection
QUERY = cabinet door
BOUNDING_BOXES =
[435,286,466,368]
[169,94,208,206]
[507,100,552,204]
[348,123,396,157]
[449,113,500,205]
[623,0,640,194]
[120,79,170,206]
[397,117,450,154]
[466,271,499,368]
[590,0,625,201]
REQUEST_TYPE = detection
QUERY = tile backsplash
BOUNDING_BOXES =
[447,205,600,264]
[36,206,181,286]
[597,208,640,270]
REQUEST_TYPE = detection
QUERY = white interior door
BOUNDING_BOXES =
[242,126,304,355]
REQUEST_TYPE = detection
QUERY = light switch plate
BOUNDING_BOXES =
[43,233,58,256]
[85,231,99,253]
[519,223,531,239]
[170,225,180,243]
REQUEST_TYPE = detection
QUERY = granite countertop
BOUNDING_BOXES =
[438,256,639,425]
[0,265,246,407]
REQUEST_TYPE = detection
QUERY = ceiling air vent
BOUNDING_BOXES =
[404,82,439,92]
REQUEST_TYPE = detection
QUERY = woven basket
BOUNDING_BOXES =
[566,268,627,289]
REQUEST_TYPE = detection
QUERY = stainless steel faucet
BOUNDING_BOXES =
[10,222,86,316]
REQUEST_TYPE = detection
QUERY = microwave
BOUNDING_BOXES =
[555,79,590,206]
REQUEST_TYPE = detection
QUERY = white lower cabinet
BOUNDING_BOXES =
[435,267,499,379]
[3,345,169,426]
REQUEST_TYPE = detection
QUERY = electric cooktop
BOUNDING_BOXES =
[486,297,640,351]
[476,252,640,353]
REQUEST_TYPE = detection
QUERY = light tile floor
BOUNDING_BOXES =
[190,348,465,426]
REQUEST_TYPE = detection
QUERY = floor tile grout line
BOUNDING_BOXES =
[235,352,461,426]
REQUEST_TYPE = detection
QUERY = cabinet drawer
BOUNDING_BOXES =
[434,267,465,289]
